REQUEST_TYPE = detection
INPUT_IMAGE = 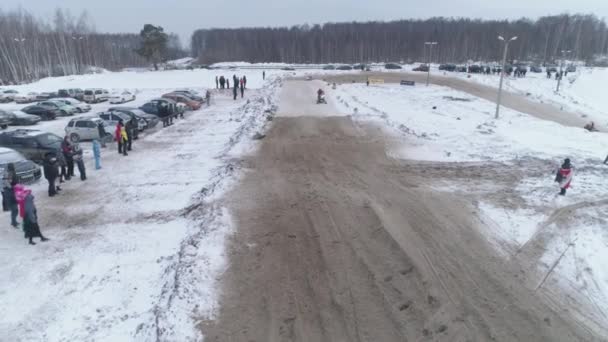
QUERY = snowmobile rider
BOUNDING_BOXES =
[317,88,325,102]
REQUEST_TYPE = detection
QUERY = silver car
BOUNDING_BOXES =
[65,117,112,142]
[51,98,91,113]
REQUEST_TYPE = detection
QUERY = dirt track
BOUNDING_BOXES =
[203,81,595,341]
[320,72,592,130]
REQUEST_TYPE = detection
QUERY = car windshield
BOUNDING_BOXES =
[36,133,62,148]
[84,90,93,95]
[0,149,25,164]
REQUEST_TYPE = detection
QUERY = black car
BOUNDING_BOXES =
[140,99,180,117]
[468,65,483,73]
[385,63,402,70]
[323,65,336,70]
[6,110,42,126]
[21,105,58,120]
[281,67,296,71]
[0,129,63,163]
[336,65,353,70]
[413,64,430,72]
[109,107,157,131]
[0,110,13,129]
[439,64,457,72]
[530,66,543,73]
[0,147,42,184]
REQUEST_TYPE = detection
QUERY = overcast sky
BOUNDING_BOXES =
[4,0,608,46]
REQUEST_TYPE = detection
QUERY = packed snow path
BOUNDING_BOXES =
[202,81,594,341]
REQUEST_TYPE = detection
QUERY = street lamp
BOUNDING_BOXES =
[556,49,571,93]
[495,35,518,119]
[424,42,438,86]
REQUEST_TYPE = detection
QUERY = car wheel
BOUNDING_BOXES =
[70,133,80,143]
[76,108,83,113]
[60,110,68,116]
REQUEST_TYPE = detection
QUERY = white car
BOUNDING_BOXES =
[51,98,91,113]
[65,117,112,142]
[14,92,39,104]
[109,91,136,104]
[83,88,110,103]
[0,89,18,103]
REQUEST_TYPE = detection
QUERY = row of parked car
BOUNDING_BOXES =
[0,87,137,105]
[0,88,207,184]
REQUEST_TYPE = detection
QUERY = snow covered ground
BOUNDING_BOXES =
[331,81,608,336]
[424,66,608,128]
[0,69,281,341]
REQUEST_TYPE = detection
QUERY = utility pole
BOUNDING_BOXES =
[495,35,518,119]
[425,42,438,86]
[556,49,571,93]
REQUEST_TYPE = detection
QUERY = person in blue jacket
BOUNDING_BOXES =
[93,140,102,170]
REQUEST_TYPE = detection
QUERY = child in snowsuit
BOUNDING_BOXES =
[93,140,101,169]
[555,158,573,196]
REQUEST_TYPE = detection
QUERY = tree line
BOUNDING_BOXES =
[191,14,608,65]
[0,8,185,85]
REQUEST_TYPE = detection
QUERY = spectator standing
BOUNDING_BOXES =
[97,122,107,147]
[125,120,135,151]
[226,78,230,89]
[263,71,266,80]
[116,121,126,155]
[22,188,48,245]
[243,75,247,88]
[215,76,219,89]
[3,163,18,228]
[73,143,86,181]
[120,123,129,156]
[42,153,59,197]
[233,81,238,100]
[61,136,74,180]
[240,78,245,98]
[93,140,102,170]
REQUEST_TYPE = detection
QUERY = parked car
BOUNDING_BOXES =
[109,90,136,104]
[51,98,91,113]
[106,108,146,132]
[109,107,159,130]
[58,88,84,100]
[140,98,183,117]
[413,64,430,72]
[5,110,41,126]
[468,65,483,73]
[457,65,468,72]
[0,129,63,163]
[336,65,353,71]
[530,65,543,73]
[37,100,76,116]
[83,88,110,103]
[21,105,58,120]
[36,92,58,100]
[566,65,577,72]
[323,65,336,70]
[173,89,204,102]
[281,67,296,71]
[545,65,558,73]
[162,93,202,110]
[0,89,19,103]
[98,111,139,139]
[0,147,42,184]
[14,92,39,104]
[65,117,112,142]
[385,63,402,70]
[0,110,13,129]
[439,64,457,72]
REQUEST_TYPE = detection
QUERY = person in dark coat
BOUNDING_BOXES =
[73,143,86,181]
[97,121,107,147]
[43,153,59,197]
[233,81,238,100]
[240,77,245,98]
[3,163,18,227]
[22,189,48,245]
[263,71,266,80]
[226,78,230,89]
[56,150,67,183]
[243,75,247,88]
[219,76,225,89]
[125,120,135,151]
[61,136,74,180]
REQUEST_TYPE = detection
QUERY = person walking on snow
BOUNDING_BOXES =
[73,143,86,181]
[555,158,573,196]
[93,140,102,170]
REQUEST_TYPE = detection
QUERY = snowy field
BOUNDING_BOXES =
[0,69,281,341]
[331,81,608,336]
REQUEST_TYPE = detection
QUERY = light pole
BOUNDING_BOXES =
[425,42,438,86]
[495,35,517,119]
[556,49,571,93]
